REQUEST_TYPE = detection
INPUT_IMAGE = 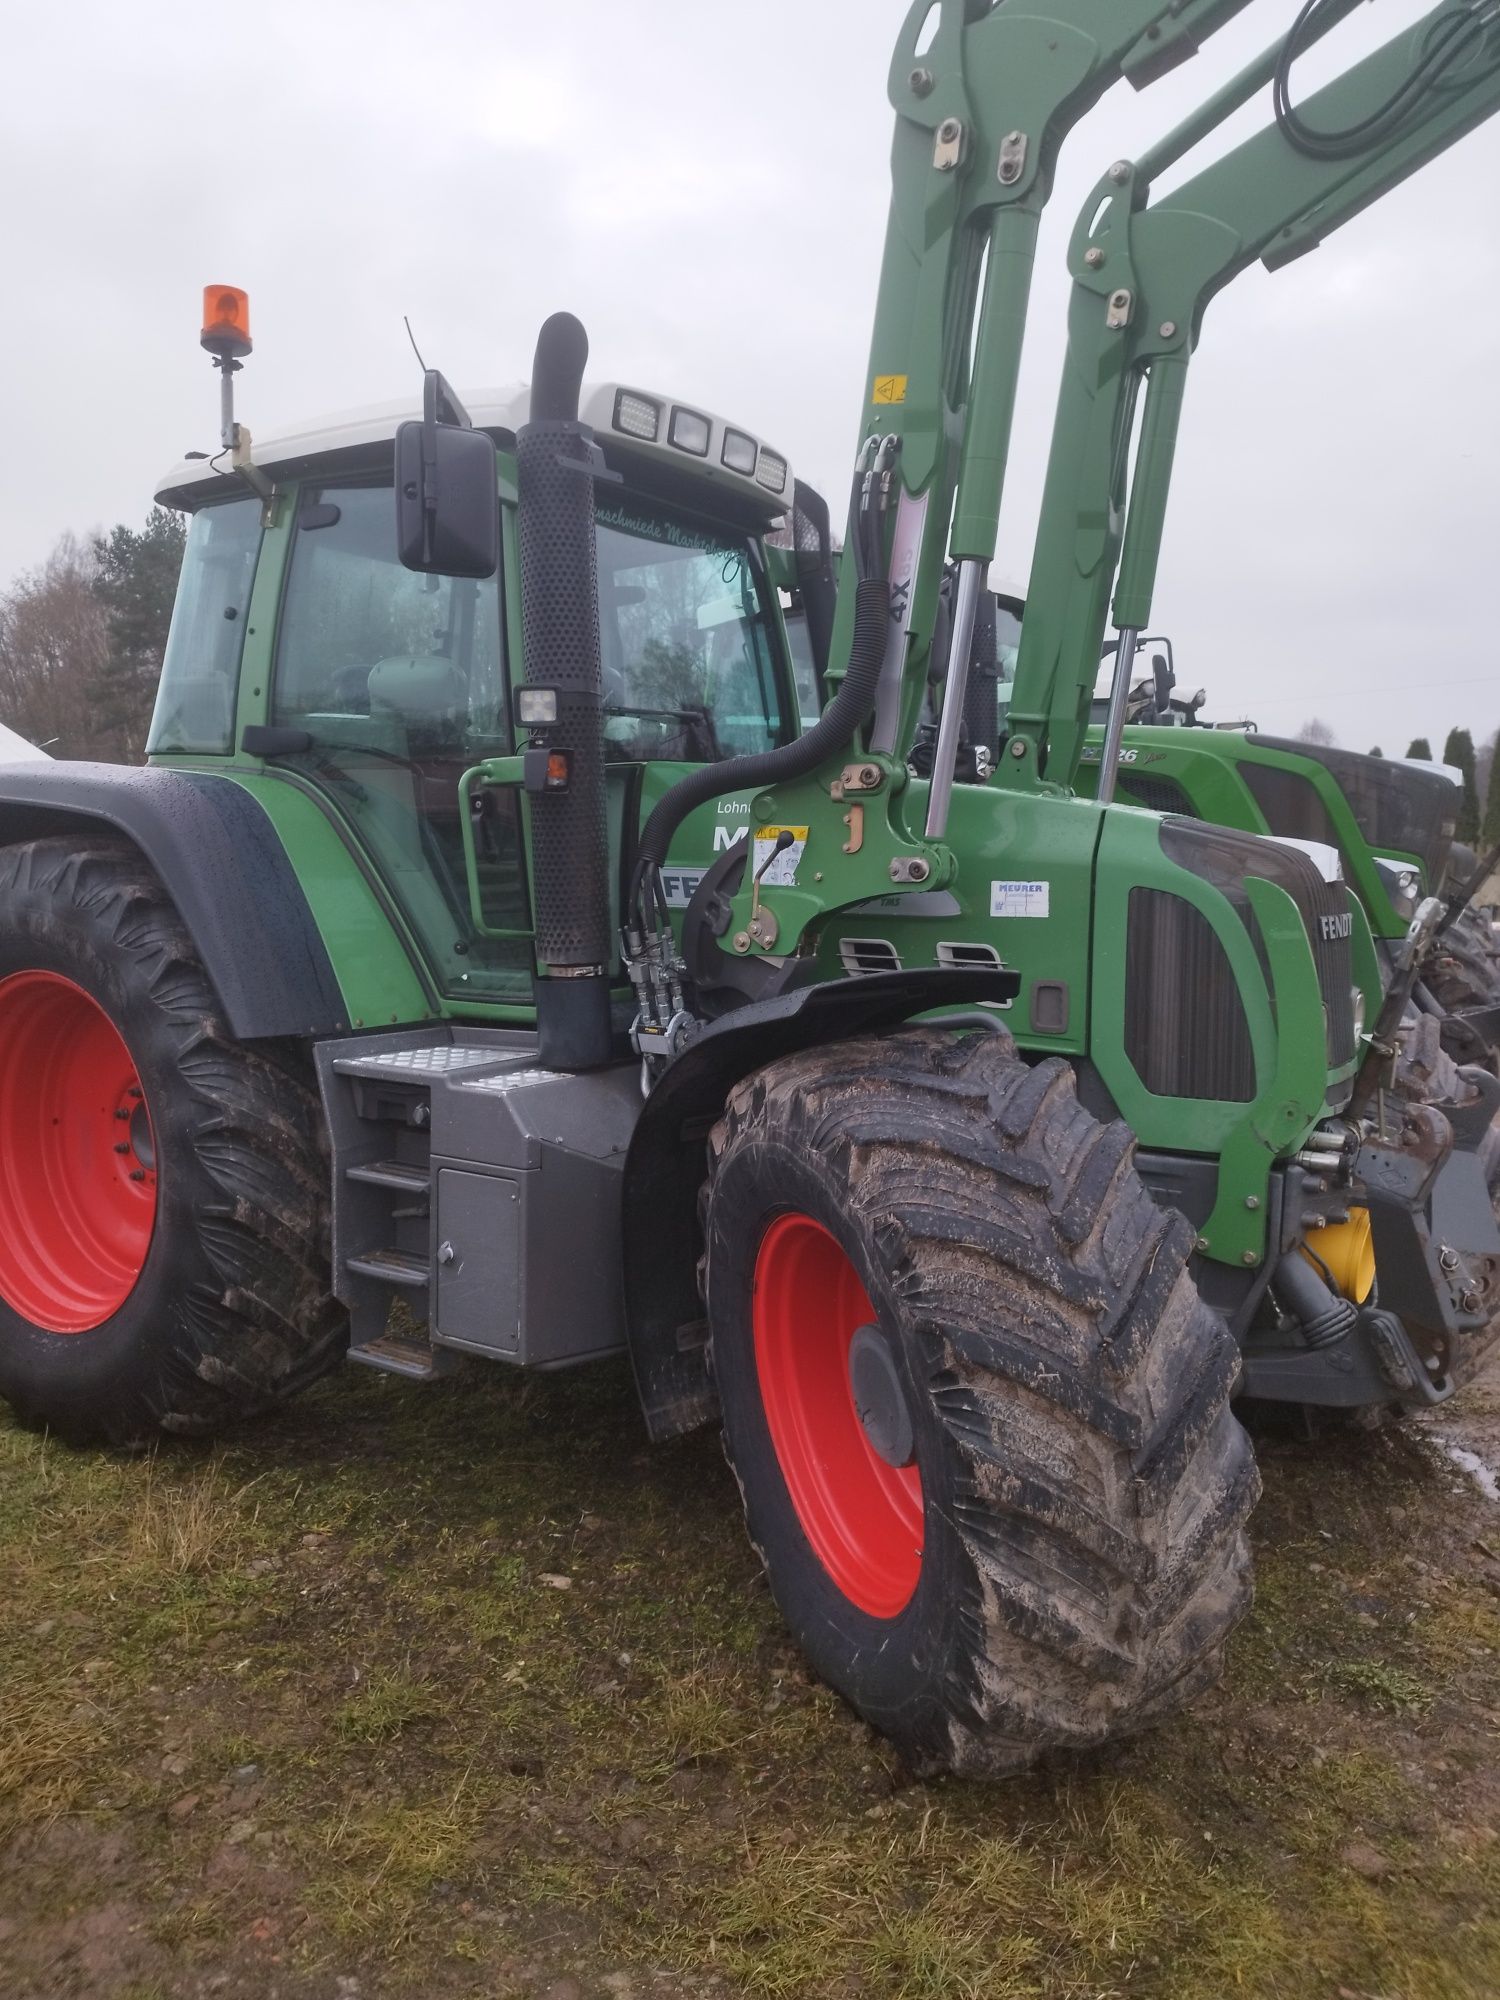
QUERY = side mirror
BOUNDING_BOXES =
[396,370,499,579]
[1151,651,1174,716]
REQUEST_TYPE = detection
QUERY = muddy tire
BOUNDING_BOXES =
[1426,905,1500,1073]
[699,1027,1259,1777]
[0,838,347,1447]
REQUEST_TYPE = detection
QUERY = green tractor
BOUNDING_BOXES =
[909,598,1500,1071]
[2,2,1500,1779]
[1073,673,1500,1070]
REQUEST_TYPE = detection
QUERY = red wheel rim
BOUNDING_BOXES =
[0,970,157,1333]
[752,1213,923,1619]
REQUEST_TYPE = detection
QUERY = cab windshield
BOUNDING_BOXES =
[269,478,786,1001]
[594,498,784,762]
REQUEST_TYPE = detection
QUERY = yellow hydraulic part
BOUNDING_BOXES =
[1302,1209,1375,1306]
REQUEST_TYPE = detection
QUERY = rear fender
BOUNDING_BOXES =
[0,763,347,1038]
[623,967,1017,1441]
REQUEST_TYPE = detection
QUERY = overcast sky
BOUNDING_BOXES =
[3,0,1496,756]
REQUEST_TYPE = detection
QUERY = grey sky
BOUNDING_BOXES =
[3,0,1496,756]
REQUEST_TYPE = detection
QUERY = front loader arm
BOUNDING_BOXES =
[831,0,1262,768]
[651,0,1264,1009]
[1006,0,1500,792]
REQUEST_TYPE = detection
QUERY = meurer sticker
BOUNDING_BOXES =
[754,825,809,887]
[990,880,1050,919]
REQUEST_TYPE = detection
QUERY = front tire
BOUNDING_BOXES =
[1427,904,1500,1073]
[0,838,347,1447]
[701,1028,1259,1777]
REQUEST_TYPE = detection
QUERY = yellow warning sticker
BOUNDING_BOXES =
[754,825,809,888]
[872,374,909,405]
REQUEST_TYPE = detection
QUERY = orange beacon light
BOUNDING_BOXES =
[201,285,252,361]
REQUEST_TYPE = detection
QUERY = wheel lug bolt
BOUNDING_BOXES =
[129,1169,146,1183]
[115,1108,131,1120]
[114,1142,131,1154]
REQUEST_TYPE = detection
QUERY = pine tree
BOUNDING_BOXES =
[1442,726,1481,845]
[1369,746,1383,757]
[90,506,187,761]
[1483,737,1500,848]
[1406,736,1432,758]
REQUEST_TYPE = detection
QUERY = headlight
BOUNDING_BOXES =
[1352,985,1367,1046]
[756,449,789,496]
[722,428,758,476]
[1373,857,1421,919]
[516,688,558,726]
[614,390,661,442]
[669,407,711,456]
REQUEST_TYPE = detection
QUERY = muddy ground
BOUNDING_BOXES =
[2,1348,1497,2000]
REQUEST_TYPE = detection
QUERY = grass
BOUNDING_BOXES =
[1,1360,1498,1999]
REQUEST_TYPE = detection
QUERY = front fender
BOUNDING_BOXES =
[0,762,346,1039]
[623,966,1017,1441]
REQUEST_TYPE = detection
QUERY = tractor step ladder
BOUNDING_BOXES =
[324,1034,542,1381]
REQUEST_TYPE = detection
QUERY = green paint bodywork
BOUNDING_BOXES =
[1077,726,1424,938]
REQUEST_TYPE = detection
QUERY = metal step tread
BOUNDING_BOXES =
[333,1045,530,1081]
[349,1332,452,1381]
[346,1159,432,1194]
[347,1248,431,1287]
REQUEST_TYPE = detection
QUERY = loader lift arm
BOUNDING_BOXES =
[1003,0,1500,795]
[823,0,1262,768]
[627,0,1266,1033]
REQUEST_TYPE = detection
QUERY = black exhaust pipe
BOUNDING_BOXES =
[516,312,613,1070]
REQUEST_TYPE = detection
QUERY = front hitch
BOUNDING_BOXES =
[1356,1070,1500,1398]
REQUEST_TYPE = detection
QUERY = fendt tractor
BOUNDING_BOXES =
[900,592,1500,1069]
[1070,662,1500,1068]
[2,1,1500,1777]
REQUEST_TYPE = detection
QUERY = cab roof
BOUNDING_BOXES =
[155,380,793,526]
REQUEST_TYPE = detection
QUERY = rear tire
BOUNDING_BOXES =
[700,1027,1259,1776]
[1427,905,1500,1073]
[0,838,347,1447]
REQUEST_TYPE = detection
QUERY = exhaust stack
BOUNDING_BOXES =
[516,313,613,1070]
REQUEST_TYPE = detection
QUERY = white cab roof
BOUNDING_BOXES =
[0,722,51,762]
[155,380,793,523]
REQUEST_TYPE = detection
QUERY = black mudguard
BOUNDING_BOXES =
[623,967,1019,1442]
[0,763,347,1039]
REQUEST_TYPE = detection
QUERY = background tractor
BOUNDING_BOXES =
[2,2,1500,1780]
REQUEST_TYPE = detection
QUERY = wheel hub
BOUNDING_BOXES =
[848,1323,916,1468]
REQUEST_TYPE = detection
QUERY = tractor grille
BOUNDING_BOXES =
[1118,772,1199,818]
[1124,889,1257,1102]
[1158,819,1357,1086]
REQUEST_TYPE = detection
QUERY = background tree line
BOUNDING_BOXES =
[0,509,185,762]
[2,515,1495,840]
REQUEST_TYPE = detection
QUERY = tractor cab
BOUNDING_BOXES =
[150,383,799,1010]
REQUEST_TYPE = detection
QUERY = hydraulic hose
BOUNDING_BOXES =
[632,573,891,884]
